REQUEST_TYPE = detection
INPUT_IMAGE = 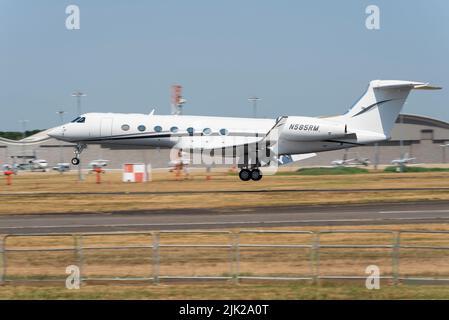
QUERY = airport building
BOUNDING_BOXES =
[300,114,449,166]
[1,114,449,170]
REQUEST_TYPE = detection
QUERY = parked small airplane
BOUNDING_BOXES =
[332,158,370,167]
[18,159,49,172]
[52,163,70,172]
[391,153,416,165]
[88,159,109,169]
[48,80,440,181]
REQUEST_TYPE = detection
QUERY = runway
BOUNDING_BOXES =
[2,187,449,196]
[1,200,449,234]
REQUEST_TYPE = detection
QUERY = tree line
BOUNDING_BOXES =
[0,130,44,140]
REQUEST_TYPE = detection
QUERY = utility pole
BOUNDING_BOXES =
[248,96,261,118]
[441,143,448,164]
[18,119,29,165]
[374,142,379,171]
[72,91,86,181]
[72,91,86,115]
[399,114,404,173]
[56,110,65,166]
[171,85,186,115]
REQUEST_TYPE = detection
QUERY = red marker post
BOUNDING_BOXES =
[94,167,103,184]
[4,170,13,185]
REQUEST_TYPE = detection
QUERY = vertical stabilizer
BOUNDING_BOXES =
[339,80,441,138]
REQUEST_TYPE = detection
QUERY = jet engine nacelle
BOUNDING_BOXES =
[280,116,347,141]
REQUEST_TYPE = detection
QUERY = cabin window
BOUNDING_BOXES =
[186,127,195,136]
[219,128,229,136]
[121,124,130,131]
[154,125,162,133]
[138,125,146,132]
[202,128,212,135]
[170,126,179,133]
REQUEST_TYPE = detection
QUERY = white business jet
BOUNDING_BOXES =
[48,80,440,181]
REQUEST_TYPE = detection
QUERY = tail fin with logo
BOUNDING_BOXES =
[338,80,441,138]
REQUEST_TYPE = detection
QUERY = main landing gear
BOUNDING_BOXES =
[239,168,263,181]
[71,143,86,166]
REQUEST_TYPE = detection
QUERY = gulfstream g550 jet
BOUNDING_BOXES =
[48,80,440,181]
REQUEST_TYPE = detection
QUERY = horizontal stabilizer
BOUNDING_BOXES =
[278,153,316,165]
[413,83,442,90]
[370,80,442,90]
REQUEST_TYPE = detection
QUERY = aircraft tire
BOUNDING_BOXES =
[251,168,263,181]
[239,169,251,181]
[71,157,80,166]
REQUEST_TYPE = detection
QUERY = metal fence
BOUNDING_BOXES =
[1,229,449,285]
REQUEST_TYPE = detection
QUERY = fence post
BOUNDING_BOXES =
[152,233,160,284]
[232,232,240,284]
[311,233,320,285]
[74,235,84,285]
[392,231,400,285]
[0,236,5,285]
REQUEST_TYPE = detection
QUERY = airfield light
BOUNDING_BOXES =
[171,85,186,115]
[441,144,449,163]
[71,91,86,115]
[18,119,29,164]
[56,110,66,166]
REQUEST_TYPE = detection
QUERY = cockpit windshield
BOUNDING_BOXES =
[70,117,86,123]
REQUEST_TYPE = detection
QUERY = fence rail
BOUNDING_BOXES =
[1,229,449,285]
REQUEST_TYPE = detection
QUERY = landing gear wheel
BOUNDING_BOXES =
[251,168,263,181]
[71,157,80,165]
[239,169,251,181]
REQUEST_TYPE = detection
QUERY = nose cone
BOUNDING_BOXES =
[48,126,64,139]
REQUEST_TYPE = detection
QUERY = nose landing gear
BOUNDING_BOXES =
[71,143,86,166]
[239,167,263,181]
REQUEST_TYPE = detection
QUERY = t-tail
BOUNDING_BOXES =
[337,80,441,139]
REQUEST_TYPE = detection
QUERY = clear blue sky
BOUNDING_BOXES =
[1,0,448,131]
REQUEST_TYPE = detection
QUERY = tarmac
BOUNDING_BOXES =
[1,200,449,234]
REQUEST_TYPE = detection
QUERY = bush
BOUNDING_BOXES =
[278,167,370,176]
[384,166,449,173]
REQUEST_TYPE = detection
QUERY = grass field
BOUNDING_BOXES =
[384,166,449,173]
[2,282,449,300]
[278,167,370,175]
[1,170,449,299]
[1,170,449,214]
[1,223,449,299]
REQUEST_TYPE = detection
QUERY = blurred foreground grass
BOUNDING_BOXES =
[1,282,449,300]
[1,170,449,214]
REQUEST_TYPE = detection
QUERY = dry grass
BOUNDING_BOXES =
[1,171,449,214]
[2,224,449,299]
[2,282,449,300]
[2,224,449,281]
